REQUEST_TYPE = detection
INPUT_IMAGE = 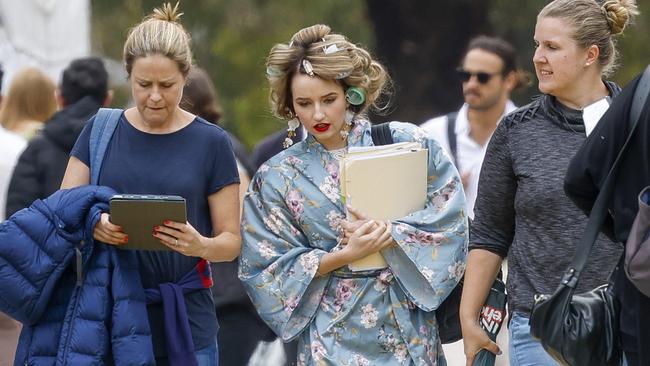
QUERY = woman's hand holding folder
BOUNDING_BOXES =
[340,205,397,259]
[341,220,394,263]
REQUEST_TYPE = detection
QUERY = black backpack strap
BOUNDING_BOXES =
[370,122,394,146]
[446,112,459,169]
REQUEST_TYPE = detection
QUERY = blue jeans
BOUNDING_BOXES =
[508,312,560,366]
[195,339,219,366]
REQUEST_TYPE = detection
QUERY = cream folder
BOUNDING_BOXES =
[340,143,428,271]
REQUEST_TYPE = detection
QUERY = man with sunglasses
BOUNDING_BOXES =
[421,35,527,219]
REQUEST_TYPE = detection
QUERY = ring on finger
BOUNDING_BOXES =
[175,238,179,246]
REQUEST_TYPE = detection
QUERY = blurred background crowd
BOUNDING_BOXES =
[0,1,649,365]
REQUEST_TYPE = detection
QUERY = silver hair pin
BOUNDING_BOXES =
[335,70,352,80]
[302,59,314,77]
[323,43,341,55]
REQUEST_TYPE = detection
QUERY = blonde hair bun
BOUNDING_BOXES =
[602,0,639,35]
[290,24,331,48]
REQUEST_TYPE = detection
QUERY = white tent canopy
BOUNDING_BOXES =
[0,0,90,91]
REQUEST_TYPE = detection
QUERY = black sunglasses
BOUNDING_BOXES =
[455,68,499,84]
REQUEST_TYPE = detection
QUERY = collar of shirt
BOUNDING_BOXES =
[455,100,518,138]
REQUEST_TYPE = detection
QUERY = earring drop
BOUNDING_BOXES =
[283,117,300,148]
[344,110,355,125]
[340,110,354,140]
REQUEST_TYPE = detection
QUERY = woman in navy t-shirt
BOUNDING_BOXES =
[61,4,241,366]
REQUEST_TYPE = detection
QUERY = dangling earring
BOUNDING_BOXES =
[283,117,300,148]
[344,109,354,125]
[340,110,355,140]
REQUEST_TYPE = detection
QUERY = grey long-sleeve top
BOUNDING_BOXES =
[470,88,622,315]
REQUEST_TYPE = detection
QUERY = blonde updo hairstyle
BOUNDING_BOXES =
[123,2,193,78]
[539,0,638,77]
[266,24,391,120]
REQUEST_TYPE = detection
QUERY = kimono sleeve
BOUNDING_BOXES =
[238,164,329,341]
[381,122,468,312]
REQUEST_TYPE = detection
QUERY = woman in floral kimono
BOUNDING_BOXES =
[239,24,468,366]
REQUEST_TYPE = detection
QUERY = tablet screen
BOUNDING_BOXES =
[109,194,187,251]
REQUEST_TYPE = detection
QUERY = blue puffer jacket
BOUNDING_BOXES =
[0,185,155,366]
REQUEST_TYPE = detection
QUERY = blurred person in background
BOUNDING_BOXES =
[6,57,112,217]
[421,35,528,219]
[180,67,255,179]
[0,67,57,140]
[179,66,276,366]
[0,63,26,366]
[460,0,638,365]
[61,3,242,365]
[421,34,530,366]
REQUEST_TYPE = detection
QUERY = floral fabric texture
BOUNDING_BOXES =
[239,120,468,365]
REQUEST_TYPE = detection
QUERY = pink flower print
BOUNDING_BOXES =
[284,294,300,316]
[360,303,379,329]
[352,354,370,366]
[285,155,304,166]
[310,340,327,362]
[374,269,393,292]
[285,189,304,220]
[448,261,466,281]
[419,325,429,336]
[431,179,458,210]
[326,210,345,234]
[405,230,445,246]
[333,279,357,312]
[266,261,279,274]
[325,163,339,181]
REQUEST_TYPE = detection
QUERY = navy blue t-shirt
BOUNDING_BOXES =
[71,113,239,357]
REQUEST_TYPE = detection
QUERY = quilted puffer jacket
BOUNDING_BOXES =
[0,185,155,366]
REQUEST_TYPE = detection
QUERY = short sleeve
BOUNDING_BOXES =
[207,129,240,193]
[70,115,95,166]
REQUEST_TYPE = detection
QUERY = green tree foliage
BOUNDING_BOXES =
[91,0,372,149]
[92,0,650,148]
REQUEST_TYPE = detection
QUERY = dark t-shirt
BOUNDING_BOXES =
[71,113,239,357]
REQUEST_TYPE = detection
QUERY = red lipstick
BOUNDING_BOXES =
[314,124,330,132]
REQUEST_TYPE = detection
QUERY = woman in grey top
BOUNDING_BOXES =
[459,0,638,365]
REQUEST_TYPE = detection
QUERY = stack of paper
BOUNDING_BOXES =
[339,142,428,271]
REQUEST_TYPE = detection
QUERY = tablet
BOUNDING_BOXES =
[109,194,187,251]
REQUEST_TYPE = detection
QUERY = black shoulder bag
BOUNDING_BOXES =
[529,65,650,366]
[370,122,463,344]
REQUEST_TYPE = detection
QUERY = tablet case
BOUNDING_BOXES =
[109,194,187,251]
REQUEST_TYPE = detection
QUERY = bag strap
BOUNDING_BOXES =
[89,108,123,185]
[446,112,459,168]
[370,122,394,146]
[566,65,650,286]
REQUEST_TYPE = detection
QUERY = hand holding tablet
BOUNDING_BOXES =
[109,194,187,251]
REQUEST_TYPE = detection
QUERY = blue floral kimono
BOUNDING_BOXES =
[239,120,468,365]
